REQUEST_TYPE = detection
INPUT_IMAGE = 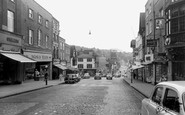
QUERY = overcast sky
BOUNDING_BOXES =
[35,0,147,52]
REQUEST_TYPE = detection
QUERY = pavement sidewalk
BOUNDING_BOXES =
[0,79,64,99]
[123,77,154,98]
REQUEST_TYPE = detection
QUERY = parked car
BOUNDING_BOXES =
[82,73,90,79]
[64,74,78,83]
[102,73,107,77]
[140,81,185,115]
[106,73,113,80]
[94,73,101,80]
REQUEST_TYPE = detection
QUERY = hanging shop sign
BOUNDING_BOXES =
[147,39,157,47]
[145,54,154,63]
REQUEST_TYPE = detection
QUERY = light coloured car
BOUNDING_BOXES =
[94,73,101,80]
[82,73,90,79]
[106,73,113,80]
[140,81,185,115]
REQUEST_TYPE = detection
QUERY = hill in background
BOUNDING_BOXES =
[74,45,132,66]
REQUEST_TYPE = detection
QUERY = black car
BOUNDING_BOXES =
[64,74,79,83]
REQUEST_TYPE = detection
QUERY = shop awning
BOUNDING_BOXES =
[142,61,153,65]
[131,65,144,70]
[53,64,67,70]
[66,66,78,71]
[1,53,36,63]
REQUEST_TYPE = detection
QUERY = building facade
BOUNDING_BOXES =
[165,0,185,81]
[0,0,37,84]
[65,43,71,67]
[52,17,60,79]
[144,0,166,84]
[17,0,53,80]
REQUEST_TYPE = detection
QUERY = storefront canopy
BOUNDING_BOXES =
[1,53,36,63]
[66,66,78,71]
[131,65,144,70]
[53,64,67,70]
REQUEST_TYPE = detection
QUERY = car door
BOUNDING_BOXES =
[161,88,181,115]
[146,86,164,115]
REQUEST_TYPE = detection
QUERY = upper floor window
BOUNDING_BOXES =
[180,5,185,15]
[45,35,49,48]
[38,29,42,46]
[28,29,33,45]
[149,3,152,14]
[38,15,42,24]
[63,43,65,50]
[87,58,92,62]
[149,20,152,34]
[87,64,92,68]
[78,58,83,62]
[78,64,83,69]
[7,10,14,32]
[159,8,164,17]
[28,9,34,19]
[45,20,49,28]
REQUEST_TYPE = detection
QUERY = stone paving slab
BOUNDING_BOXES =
[123,77,154,98]
[0,80,64,99]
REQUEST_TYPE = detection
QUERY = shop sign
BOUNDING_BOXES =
[147,39,157,47]
[24,52,52,62]
[145,54,154,63]
[0,44,20,52]
[0,32,21,46]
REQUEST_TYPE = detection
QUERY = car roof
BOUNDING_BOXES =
[158,81,185,94]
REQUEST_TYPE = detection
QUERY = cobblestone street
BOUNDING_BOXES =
[0,78,144,115]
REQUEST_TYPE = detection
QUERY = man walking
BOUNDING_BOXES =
[44,70,48,85]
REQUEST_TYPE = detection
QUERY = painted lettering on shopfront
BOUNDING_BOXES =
[24,52,52,62]
[7,37,19,43]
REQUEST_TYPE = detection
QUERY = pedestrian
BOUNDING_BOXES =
[34,69,40,81]
[44,72,48,85]
[160,74,167,82]
[59,73,63,81]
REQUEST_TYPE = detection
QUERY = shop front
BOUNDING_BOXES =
[53,60,67,80]
[143,54,154,83]
[0,30,36,84]
[168,47,185,81]
[24,51,52,80]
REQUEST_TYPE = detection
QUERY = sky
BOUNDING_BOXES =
[35,0,148,52]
